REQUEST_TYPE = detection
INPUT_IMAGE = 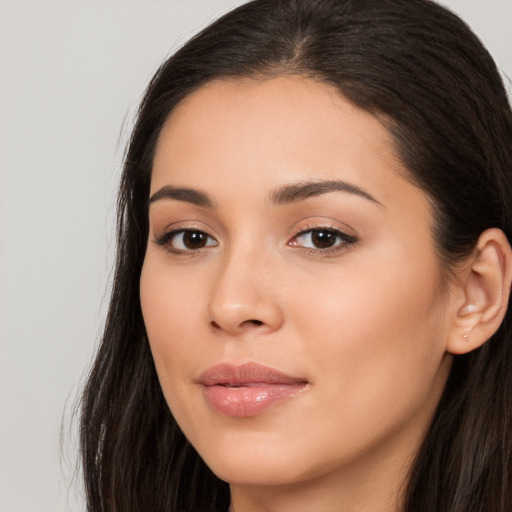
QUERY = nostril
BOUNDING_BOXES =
[211,319,263,330]
[245,319,263,326]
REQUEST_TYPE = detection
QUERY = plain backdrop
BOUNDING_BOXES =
[0,1,510,511]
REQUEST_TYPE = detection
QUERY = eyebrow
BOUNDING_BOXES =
[149,186,214,208]
[270,180,382,206]
[148,179,382,209]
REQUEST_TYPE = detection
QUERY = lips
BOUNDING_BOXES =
[198,363,308,417]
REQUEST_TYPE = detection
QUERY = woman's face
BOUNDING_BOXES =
[140,76,454,489]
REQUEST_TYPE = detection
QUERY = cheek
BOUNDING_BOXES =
[303,233,446,349]
[291,248,449,417]
[139,259,204,390]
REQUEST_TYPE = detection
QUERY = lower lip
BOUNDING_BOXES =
[203,383,306,417]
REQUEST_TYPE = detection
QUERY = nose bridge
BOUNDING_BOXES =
[207,234,283,334]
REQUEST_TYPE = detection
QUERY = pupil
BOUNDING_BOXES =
[312,230,336,248]
[184,231,206,249]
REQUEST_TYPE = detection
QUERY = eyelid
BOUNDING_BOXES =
[289,218,356,239]
[153,219,217,240]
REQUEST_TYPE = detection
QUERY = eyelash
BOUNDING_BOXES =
[154,226,357,255]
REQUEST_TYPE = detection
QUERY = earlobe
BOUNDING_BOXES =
[447,228,512,355]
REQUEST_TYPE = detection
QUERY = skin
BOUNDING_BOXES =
[140,76,459,512]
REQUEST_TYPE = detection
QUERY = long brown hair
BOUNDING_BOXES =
[80,1,512,510]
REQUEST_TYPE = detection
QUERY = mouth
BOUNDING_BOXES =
[198,362,309,417]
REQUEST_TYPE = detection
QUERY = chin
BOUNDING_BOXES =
[207,457,310,487]
[191,430,334,487]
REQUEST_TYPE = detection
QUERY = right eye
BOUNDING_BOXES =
[156,229,218,253]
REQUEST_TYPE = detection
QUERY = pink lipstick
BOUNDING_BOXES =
[199,363,308,417]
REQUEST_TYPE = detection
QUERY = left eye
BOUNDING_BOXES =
[291,228,356,250]
[162,230,218,251]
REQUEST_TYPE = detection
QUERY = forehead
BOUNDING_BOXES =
[154,76,397,162]
[151,76,422,211]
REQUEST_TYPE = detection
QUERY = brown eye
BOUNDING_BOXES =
[310,230,338,248]
[291,228,356,251]
[158,229,218,252]
[182,231,208,249]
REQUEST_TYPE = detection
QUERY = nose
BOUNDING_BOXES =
[207,247,284,336]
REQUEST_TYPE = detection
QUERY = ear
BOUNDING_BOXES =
[446,228,512,355]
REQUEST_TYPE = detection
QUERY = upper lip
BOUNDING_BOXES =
[198,362,308,386]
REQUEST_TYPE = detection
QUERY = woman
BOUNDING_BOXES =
[80,0,512,510]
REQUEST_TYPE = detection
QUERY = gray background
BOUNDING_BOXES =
[0,1,510,510]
